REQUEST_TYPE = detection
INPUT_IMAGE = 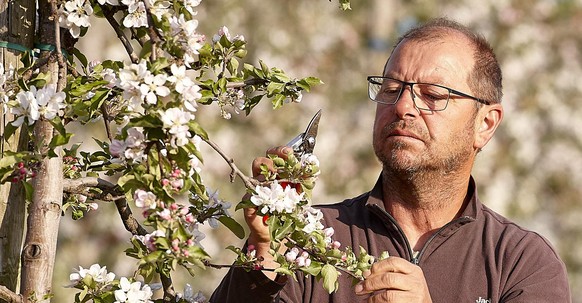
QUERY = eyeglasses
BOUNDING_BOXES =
[367,76,489,111]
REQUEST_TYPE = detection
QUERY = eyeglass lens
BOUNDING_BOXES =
[369,77,451,111]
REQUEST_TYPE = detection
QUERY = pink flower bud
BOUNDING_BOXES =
[170,203,179,211]
[332,241,341,249]
[161,179,170,186]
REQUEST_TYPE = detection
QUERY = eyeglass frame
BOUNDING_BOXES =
[367,76,490,111]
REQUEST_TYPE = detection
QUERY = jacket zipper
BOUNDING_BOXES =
[370,204,472,264]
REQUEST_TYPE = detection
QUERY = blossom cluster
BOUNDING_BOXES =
[8,84,66,127]
[250,180,305,215]
[68,264,154,303]
[68,264,206,303]
[58,0,202,37]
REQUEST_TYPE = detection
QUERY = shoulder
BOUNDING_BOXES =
[478,203,567,277]
[312,191,372,229]
[478,205,570,301]
[315,191,370,216]
[480,204,559,256]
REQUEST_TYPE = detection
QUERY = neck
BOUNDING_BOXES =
[381,167,471,250]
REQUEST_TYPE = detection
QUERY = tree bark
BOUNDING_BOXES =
[19,0,65,301]
[19,120,62,302]
[0,0,36,298]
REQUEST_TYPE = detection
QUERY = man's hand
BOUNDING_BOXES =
[354,257,432,303]
[244,146,294,280]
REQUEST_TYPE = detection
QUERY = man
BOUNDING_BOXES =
[210,18,571,303]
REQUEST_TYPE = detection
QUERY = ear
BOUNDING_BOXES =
[474,103,503,150]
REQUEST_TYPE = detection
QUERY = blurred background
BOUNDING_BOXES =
[55,0,582,301]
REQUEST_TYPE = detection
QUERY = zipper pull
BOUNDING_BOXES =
[411,251,420,265]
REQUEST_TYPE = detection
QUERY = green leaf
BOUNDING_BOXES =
[321,264,339,293]
[22,181,33,202]
[3,121,19,141]
[48,116,67,136]
[188,121,208,140]
[235,199,256,211]
[259,60,270,77]
[72,208,85,220]
[49,132,73,148]
[266,81,285,96]
[218,216,245,239]
[271,217,294,241]
[72,47,88,68]
[271,94,286,109]
[301,262,322,276]
[296,77,323,92]
[274,267,294,276]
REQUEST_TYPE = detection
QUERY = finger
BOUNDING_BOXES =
[355,272,412,295]
[266,146,294,159]
[252,157,274,179]
[369,257,416,276]
[366,289,416,303]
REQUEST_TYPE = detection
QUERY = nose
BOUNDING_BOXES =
[392,84,420,119]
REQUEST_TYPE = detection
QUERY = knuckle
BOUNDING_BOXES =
[381,273,398,287]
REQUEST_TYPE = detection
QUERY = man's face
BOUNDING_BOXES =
[372,34,481,176]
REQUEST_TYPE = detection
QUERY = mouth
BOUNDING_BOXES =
[387,129,423,141]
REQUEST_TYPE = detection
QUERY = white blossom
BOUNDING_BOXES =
[134,189,158,209]
[97,0,120,5]
[114,277,153,303]
[300,206,324,234]
[69,264,115,286]
[160,108,194,147]
[250,181,304,215]
[122,1,148,28]
[11,87,38,126]
[140,73,170,104]
[35,85,66,120]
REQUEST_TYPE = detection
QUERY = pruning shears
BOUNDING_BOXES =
[286,109,322,158]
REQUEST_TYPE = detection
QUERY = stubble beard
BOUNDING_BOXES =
[373,119,476,182]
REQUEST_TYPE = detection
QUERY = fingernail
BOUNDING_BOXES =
[354,283,363,293]
[363,270,371,278]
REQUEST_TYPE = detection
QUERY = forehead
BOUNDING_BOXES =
[383,33,475,87]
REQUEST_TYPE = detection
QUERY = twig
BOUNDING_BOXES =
[98,3,139,63]
[100,103,113,142]
[141,0,162,61]
[203,261,276,272]
[159,273,175,303]
[50,0,67,92]
[0,285,22,303]
[201,136,258,189]
[284,237,363,281]
[226,78,268,89]
[62,177,148,236]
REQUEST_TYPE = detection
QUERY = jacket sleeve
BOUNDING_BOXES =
[501,233,571,303]
[209,267,286,303]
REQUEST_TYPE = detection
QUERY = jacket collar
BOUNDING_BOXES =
[365,174,481,221]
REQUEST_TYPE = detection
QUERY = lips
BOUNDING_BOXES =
[387,128,422,140]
